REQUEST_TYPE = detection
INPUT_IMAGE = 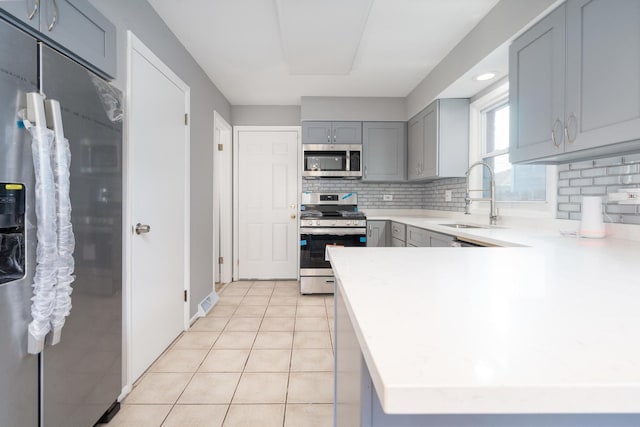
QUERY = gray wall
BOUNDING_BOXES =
[89,0,231,317]
[557,154,640,224]
[302,177,466,211]
[231,105,300,126]
[301,96,407,122]
[406,0,558,118]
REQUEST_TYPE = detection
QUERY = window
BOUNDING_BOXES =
[469,82,556,217]
[480,102,547,202]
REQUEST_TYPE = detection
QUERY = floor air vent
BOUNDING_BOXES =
[197,291,219,316]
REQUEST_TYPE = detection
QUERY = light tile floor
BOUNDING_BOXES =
[110,280,335,427]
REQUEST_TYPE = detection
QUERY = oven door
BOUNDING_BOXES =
[299,227,366,275]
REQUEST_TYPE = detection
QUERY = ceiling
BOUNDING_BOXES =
[148,0,501,105]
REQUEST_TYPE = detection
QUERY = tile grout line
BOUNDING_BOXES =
[220,280,264,426]
[282,288,300,427]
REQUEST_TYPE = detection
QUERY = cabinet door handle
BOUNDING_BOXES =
[327,130,330,143]
[364,166,367,178]
[27,0,40,20]
[551,118,562,148]
[333,129,337,143]
[564,112,577,144]
[47,0,58,31]
[368,224,371,237]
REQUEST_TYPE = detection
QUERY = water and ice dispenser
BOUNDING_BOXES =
[0,183,25,285]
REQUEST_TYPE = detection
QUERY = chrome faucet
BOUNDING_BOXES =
[465,161,499,225]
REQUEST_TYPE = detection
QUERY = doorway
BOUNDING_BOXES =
[213,111,232,286]
[126,32,190,384]
[233,126,300,280]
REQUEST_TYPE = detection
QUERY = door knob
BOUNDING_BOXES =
[290,214,296,219]
[135,223,151,235]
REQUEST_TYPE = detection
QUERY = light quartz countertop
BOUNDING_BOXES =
[328,214,640,415]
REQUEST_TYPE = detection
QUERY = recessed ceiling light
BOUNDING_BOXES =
[474,72,497,81]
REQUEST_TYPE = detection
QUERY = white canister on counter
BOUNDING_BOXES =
[580,196,606,238]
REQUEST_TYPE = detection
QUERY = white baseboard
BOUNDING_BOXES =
[118,384,132,402]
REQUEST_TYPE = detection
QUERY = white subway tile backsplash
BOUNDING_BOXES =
[569,178,593,187]
[580,168,606,178]
[593,176,620,186]
[569,160,596,170]
[607,164,639,175]
[581,186,606,195]
[558,154,640,224]
[302,177,467,211]
[558,203,581,212]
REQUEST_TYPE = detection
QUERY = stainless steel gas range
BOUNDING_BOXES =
[299,192,366,294]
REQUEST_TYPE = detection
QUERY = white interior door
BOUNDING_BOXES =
[213,111,232,284]
[235,127,299,279]
[127,33,190,383]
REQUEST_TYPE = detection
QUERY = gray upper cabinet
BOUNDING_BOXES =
[0,0,39,30]
[564,0,640,153]
[0,0,116,78]
[302,121,362,144]
[302,121,332,144]
[510,0,640,163]
[362,122,406,182]
[407,117,423,181]
[407,99,469,181]
[509,4,566,163]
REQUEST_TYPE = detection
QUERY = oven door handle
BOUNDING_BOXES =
[300,228,366,236]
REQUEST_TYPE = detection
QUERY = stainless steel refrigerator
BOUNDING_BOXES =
[0,17,122,427]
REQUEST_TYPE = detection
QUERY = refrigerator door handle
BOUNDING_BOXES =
[44,98,75,347]
[26,92,47,127]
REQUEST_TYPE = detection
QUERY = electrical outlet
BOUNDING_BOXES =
[383,194,393,201]
[445,190,452,202]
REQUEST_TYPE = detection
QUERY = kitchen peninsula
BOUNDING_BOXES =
[328,221,640,426]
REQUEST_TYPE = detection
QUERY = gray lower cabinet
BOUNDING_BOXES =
[0,0,115,78]
[302,121,362,144]
[406,225,454,247]
[391,237,405,247]
[366,221,388,247]
[428,230,454,247]
[407,99,469,181]
[362,122,406,182]
[510,0,640,163]
[390,222,405,243]
[406,226,428,247]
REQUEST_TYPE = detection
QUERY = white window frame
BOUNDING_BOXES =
[469,82,557,218]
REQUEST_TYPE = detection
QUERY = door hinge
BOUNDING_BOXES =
[184,290,188,302]
[218,143,223,151]
[218,256,224,264]
[184,113,188,126]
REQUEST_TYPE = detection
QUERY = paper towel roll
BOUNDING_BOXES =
[580,196,605,238]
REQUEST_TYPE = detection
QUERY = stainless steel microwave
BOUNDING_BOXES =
[302,144,362,178]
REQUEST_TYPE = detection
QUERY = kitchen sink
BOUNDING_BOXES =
[438,223,486,229]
